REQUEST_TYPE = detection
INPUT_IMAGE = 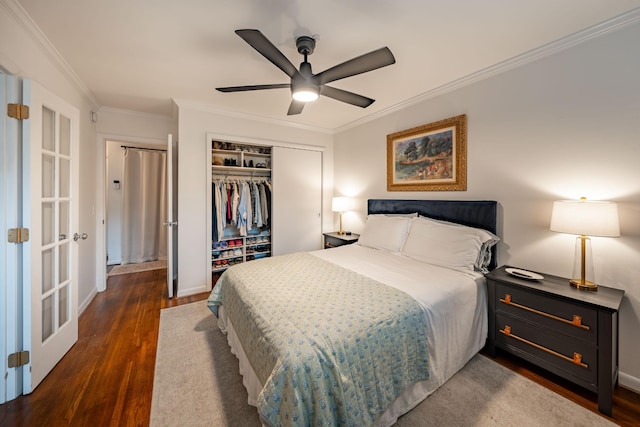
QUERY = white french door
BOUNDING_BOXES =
[23,80,80,392]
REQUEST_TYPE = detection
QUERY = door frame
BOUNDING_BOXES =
[95,133,166,292]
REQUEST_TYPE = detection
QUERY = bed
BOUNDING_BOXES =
[208,199,498,426]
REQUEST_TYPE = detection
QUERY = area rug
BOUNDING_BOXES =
[107,260,166,276]
[150,301,615,427]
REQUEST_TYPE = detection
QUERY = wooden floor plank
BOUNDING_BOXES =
[0,268,637,426]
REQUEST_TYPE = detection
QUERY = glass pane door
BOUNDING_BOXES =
[39,108,72,342]
[24,79,79,393]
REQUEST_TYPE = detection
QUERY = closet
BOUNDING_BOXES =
[210,140,272,275]
[206,135,323,287]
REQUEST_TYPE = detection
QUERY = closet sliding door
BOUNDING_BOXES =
[271,147,322,255]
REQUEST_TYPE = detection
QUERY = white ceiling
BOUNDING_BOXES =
[16,0,640,131]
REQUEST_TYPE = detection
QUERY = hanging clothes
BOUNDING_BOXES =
[212,177,271,238]
[214,182,223,241]
[231,182,240,225]
[259,181,269,226]
[252,182,262,228]
[263,181,272,227]
[219,181,227,230]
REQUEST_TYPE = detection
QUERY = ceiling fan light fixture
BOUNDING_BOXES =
[292,84,319,102]
[217,29,396,114]
[292,89,319,102]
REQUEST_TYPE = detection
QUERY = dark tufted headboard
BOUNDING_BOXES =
[367,199,498,271]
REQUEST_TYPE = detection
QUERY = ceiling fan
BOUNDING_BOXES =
[216,29,396,115]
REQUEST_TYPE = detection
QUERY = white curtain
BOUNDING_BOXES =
[121,148,167,264]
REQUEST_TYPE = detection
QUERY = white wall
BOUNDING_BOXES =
[1,0,99,312]
[334,22,640,390]
[176,102,334,297]
[96,107,176,141]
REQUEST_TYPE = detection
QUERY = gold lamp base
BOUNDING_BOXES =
[569,234,597,291]
[570,279,598,291]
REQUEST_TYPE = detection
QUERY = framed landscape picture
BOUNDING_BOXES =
[387,114,467,191]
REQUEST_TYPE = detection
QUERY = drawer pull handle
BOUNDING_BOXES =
[499,326,589,369]
[500,294,590,331]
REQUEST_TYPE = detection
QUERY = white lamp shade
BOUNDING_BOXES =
[332,197,351,213]
[550,199,620,237]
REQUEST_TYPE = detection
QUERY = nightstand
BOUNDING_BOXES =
[485,265,624,416]
[323,232,359,249]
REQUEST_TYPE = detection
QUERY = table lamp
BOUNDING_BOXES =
[332,197,351,235]
[550,197,620,291]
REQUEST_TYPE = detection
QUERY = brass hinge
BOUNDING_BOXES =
[8,351,30,368]
[7,103,30,120]
[8,227,30,243]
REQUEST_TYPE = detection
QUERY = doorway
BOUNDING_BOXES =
[105,140,167,274]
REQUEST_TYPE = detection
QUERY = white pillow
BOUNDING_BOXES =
[402,216,497,273]
[418,215,499,273]
[357,214,412,252]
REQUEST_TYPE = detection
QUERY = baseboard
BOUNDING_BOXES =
[176,285,210,298]
[78,287,98,316]
[619,371,640,394]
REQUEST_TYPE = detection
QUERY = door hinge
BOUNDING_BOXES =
[7,103,30,120]
[8,227,30,243]
[8,351,30,368]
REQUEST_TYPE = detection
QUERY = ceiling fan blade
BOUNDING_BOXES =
[320,85,375,108]
[316,47,395,85]
[236,29,301,79]
[287,100,305,115]
[216,83,290,92]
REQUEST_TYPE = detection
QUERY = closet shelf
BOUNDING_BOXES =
[211,148,270,158]
[211,165,271,173]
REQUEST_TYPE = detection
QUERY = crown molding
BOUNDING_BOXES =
[1,0,100,109]
[173,99,334,135]
[335,7,640,134]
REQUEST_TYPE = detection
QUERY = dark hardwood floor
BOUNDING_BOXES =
[0,269,638,426]
[0,268,208,427]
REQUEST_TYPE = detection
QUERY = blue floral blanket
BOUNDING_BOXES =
[207,252,429,427]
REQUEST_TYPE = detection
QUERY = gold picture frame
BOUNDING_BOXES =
[387,114,467,192]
